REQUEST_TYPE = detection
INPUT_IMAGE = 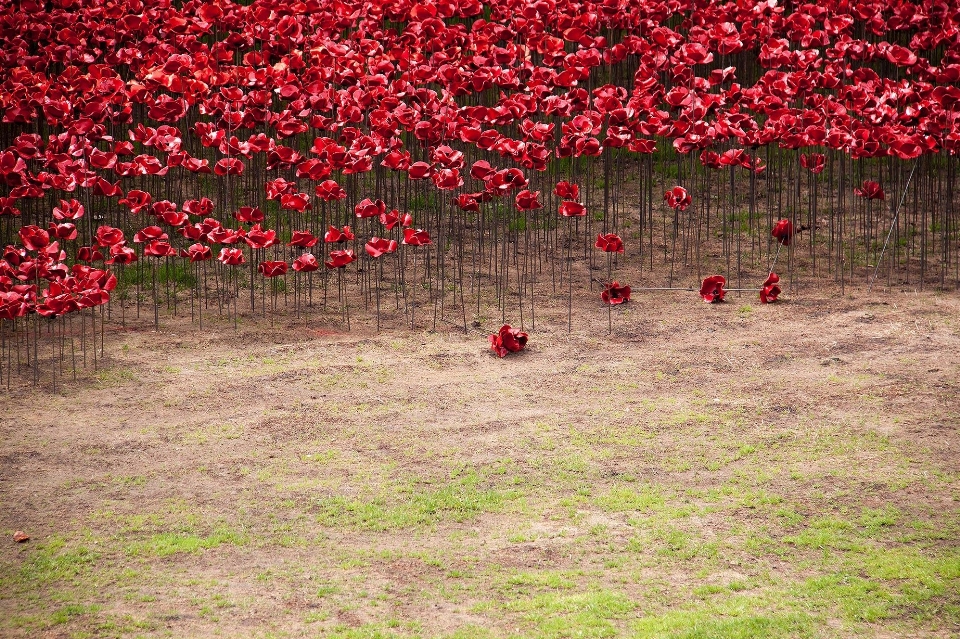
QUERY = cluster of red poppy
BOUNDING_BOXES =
[1,0,955,322]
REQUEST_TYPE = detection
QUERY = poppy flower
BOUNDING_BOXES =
[52,199,84,220]
[280,192,311,212]
[19,225,49,251]
[234,206,264,223]
[244,224,277,249]
[48,223,77,241]
[217,247,245,266]
[771,219,794,245]
[403,228,432,246]
[595,233,624,253]
[355,198,386,219]
[324,225,355,244]
[515,190,542,211]
[181,243,212,262]
[288,230,318,247]
[664,186,692,211]
[315,180,347,201]
[488,324,528,358]
[365,237,399,258]
[77,246,104,262]
[214,158,244,176]
[379,209,413,230]
[96,226,125,247]
[325,249,356,269]
[700,275,727,303]
[800,153,825,174]
[760,273,781,303]
[854,180,885,200]
[133,226,168,243]
[258,261,288,277]
[293,253,319,272]
[106,243,137,265]
[558,201,587,217]
[601,281,631,305]
[144,240,176,257]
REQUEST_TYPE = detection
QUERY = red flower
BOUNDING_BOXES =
[324,225,355,244]
[315,180,347,201]
[214,158,244,176]
[288,230,318,247]
[292,253,319,272]
[144,240,176,257]
[488,324,528,358]
[854,180,885,200]
[664,186,691,211]
[355,198,386,219]
[18,225,49,251]
[601,281,631,305]
[558,201,586,217]
[133,226,168,243]
[760,273,781,303]
[403,228,432,246]
[771,219,794,246]
[454,193,481,212]
[700,275,726,303]
[119,190,152,214]
[408,162,433,179]
[280,192,311,212]
[181,243,212,262]
[365,237,399,258]
[217,248,245,266]
[379,209,412,230]
[325,249,356,269]
[106,243,137,265]
[53,199,84,220]
[515,190,542,211]
[77,246,104,262]
[800,153,825,174]
[595,233,624,253]
[258,261,288,277]
[48,223,77,241]
[244,224,277,249]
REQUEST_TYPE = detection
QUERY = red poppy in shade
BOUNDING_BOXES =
[118,190,152,214]
[18,225,49,251]
[106,243,137,265]
[470,161,495,180]
[854,180,885,200]
[403,228,432,246]
[217,247,245,266]
[488,324,528,358]
[144,240,176,257]
[292,253,319,272]
[133,226,168,243]
[181,243,212,262]
[53,199,84,220]
[379,209,412,230]
[288,230,318,247]
[183,198,214,217]
[160,211,189,227]
[515,190,542,211]
[558,201,587,217]
[280,192,311,212]
[258,261,288,277]
[760,272,781,303]
[48,223,77,241]
[664,186,692,211]
[700,275,727,303]
[324,225,355,244]
[771,219,794,246]
[454,193,481,212]
[408,161,433,179]
[800,153,825,174]
[214,158,244,176]
[234,206,264,223]
[365,237,399,258]
[355,198,386,219]
[96,226,124,248]
[244,224,277,249]
[77,246,104,262]
[595,233,624,253]
[315,180,347,201]
[325,249,356,269]
[601,281,631,305]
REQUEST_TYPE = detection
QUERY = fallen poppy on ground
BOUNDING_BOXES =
[489,324,528,358]
[700,275,726,303]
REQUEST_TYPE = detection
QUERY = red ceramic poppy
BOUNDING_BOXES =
[214,158,244,176]
[595,233,624,253]
[181,243,212,262]
[403,228,432,246]
[217,248,245,266]
[700,275,727,303]
[288,230,318,247]
[315,180,347,201]
[48,223,77,241]
[52,199,84,220]
[365,237,399,258]
[379,209,412,230]
[144,240,176,258]
[664,186,692,211]
[601,281,631,305]
[355,198,386,219]
[854,180,885,200]
[258,261,288,277]
[293,253,320,272]
[324,225,355,244]
[760,273,781,303]
[233,206,264,223]
[106,243,137,265]
[771,219,794,246]
[515,190,542,211]
[280,192,311,212]
[18,225,49,252]
[558,201,587,217]
[800,153,825,174]
[325,249,356,269]
[488,324,528,358]
[95,226,125,247]
[244,224,277,249]
[77,246,104,262]
[133,226,168,243]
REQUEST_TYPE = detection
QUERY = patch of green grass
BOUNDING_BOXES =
[592,485,665,512]
[500,589,635,638]
[632,604,815,639]
[17,537,98,587]
[127,527,248,557]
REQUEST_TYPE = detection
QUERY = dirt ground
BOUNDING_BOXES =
[1,275,959,638]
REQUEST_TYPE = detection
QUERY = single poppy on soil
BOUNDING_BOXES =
[601,281,631,305]
[700,275,726,303]
[760,272,781,303]
[489,324,528,358]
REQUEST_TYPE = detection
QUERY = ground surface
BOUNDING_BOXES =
[1,285,959,639]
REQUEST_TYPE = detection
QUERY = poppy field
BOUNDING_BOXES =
[1,0,960,636]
